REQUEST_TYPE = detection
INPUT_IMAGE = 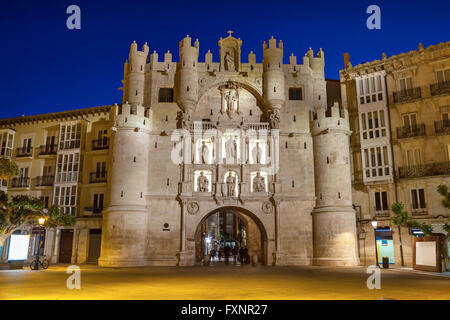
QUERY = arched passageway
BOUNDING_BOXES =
[194,206,268,266]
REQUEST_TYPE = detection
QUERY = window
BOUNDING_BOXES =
[53,185,77,215]
[363,145,390,179]
[360,109,387,140]
[40,196,49,209]
[158,88,174,102]
[374,191,388,211]
[436,69,450,83]
[288,88,303,100]
[406,148,421,167]
[411,188,426,209]
[403,113,417,128]
[59,123,82,150]
[0,132,14,157]
[93,193,104,214]
[55,152,80,183]
[43,166,52,177]
[96,161,107,178]
[357,74,383,104]
[399,77,412,91]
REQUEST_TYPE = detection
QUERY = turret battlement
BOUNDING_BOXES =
[311,102,350,134]
[113,102,151,130]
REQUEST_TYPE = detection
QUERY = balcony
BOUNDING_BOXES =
[398,161,450,179]
[39,144,57,155]
[35,176,54,187]
[90,172,107,183]
[396,124,426,139]
[434,119,450,135]
[92,138,109,151]
[411,208,428,216]
[10,177,30,188]
[15,147,33,158]
[393,87,421,103]
[430,80,450,96]
[374,209,390,218]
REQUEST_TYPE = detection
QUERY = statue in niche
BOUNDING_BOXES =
[225,136,237,161]
[197,172,209,192]
[253,172,266,192]
[269,108,280,129]
[224,51,235,71]
[226,173,236,197]
[200,141,209,164]
[252,142,262,164]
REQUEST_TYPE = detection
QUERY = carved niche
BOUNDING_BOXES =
[219,31,242,72]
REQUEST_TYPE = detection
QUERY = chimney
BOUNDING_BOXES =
[343,52,350,69]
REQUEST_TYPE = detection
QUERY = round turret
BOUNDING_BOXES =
[176,35,199,114]
[263,36,285,109]
[98,103,151,267]
[311,104,359,266]
[124,41,149,106]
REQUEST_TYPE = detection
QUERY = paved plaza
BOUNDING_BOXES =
[0,264,449,300]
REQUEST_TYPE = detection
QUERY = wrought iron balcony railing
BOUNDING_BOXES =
[39,144,57,155]
[92,138,109,150]
[35,175,54,187]
[89,171,107,183]
[434,119,450,135]
[430,80,450,96]
[393,87,421,103]
[10,177,30,188]
[398,161,450,179]
[15,147,33,157]
[396,124,426,139]
[374,209,390,218]
[411,208,428,216]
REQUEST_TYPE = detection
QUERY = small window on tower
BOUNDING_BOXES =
[158,88,174,103]
[289,88,303,100]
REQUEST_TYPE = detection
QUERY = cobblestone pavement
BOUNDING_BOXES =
[0,264,449,300]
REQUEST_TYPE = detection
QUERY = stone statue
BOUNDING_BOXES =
[200,141,209,164]
[226,173,236,197]
[252,142,262,164]
[197,172,209,192]
[224,51,235,71]
[269,109,280,129]
[253,172,266,192]
[225,137,237,161]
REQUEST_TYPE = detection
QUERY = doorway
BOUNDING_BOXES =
[87,229,102,263]
[375,228,395,265]
[59,229,74,263]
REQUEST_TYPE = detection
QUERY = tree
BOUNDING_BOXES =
[436,184,450,234]
[0,190,76,255]
[0,157,19,181]
[391,202,432,236]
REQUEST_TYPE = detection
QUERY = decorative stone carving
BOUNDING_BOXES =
[187,201,199,215]
[262,201,273,214]
[253,172,266,192]
[197,172,209,192]
[220,81,240,118]
[200,141,209,164]
[269,109,280,129]
[252,142,262,164]
[225,136,237,161]
[226,172,236,197]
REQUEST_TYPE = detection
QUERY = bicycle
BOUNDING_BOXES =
[30,256,49,270]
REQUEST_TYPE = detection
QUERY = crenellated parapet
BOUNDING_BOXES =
[122,41,149,106]
[112,102,151,131]
[311,102,350,136]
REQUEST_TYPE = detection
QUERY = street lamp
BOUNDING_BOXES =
[371,217,379,267]
[32,216,46,270]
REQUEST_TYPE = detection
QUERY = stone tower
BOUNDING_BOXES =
[263,36,285,117]
[175,35,199,120]
[311,101,359,266]
[98,42,151,267]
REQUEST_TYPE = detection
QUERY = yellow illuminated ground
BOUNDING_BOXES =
[0,264,448,300]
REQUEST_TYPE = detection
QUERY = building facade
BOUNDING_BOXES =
[340,41,450,267]
[0,32,360,267]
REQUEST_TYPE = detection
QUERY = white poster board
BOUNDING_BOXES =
[415,241,436,267]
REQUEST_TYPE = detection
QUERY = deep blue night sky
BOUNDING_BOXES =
[0,0,449,118]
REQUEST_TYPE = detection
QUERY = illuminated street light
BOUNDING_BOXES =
[371,217,378,229]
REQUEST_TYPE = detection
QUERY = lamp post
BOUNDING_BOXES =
[32,211,47,270]
[371,217,379,267]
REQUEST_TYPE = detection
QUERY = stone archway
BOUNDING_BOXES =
[194,206,268,266]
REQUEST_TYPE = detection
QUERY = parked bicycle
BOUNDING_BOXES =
[30,256,49,270]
